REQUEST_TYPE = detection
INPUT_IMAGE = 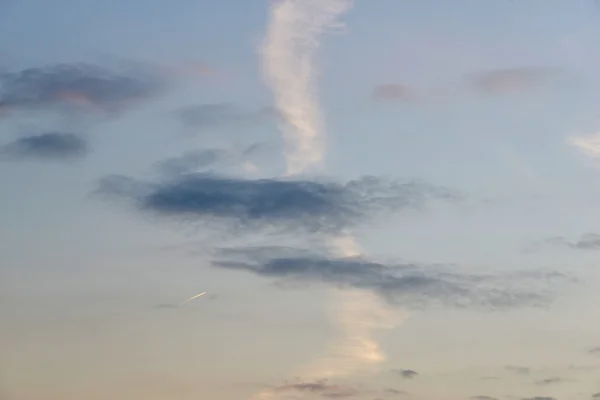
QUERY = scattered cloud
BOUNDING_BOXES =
[544,233,600,250]
[468,67,560,95]
[1,132,88,161]
[392,369,418,379]
[211,246,568,311]
[372,84,417,102]
[0,63,166,116]
[505,366,531,375]
[98,173,460,235]
[274,380,359,398]
[471,396,498,400]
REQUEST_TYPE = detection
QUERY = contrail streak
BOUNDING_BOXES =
[180,292,206,305]
[255,1,405,399]
[261,0,351,175]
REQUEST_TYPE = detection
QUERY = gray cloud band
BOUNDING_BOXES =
[98,173,460,234]
[211,246,569,311]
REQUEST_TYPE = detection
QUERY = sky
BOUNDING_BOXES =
[2,1,600,399]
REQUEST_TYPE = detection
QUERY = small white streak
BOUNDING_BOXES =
[180,292,206,305]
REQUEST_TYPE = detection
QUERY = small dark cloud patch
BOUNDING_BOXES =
[153,304,178,309]
[536,377,563,386]
[1,132,88,161]
[592,393,600,398]
[471,396,498,400]
[98,173,460,234]
[0,63,166,116]
[392,369,418,379]
[212,246,567,311]
[373,84,416,102]
[468,67,561,95]
[505,366,531,375]
[274,380,358,398]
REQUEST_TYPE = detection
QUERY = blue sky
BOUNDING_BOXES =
[2,1,600,400]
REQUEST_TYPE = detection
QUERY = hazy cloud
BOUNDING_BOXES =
[592,393,600,398]
[373,84,416,102]
[392,369,418,379]
[98,173,460,234]
[471,396,498,400]
[1,132,88,161]
[505,366,531,375]
[469,67,560,94]
[176,103,279,130]
[0,63,165,116]
[211,246,568,310]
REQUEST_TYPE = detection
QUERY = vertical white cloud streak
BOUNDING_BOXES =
[256,2,406,399]
[302,235,405,380]
[261,0,351,175]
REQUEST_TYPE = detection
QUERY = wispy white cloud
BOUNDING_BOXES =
[261,0,352,175]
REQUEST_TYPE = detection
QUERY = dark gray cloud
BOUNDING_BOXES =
[1,132,88,161]
[505,366,531,375]
[471,396,498,400]
[0,63,165,116]
[545,233,600,250]
[469,67,561,95]
[176,103,279,130]
[373,84,417,102]
[392,369,419,379]
[274,381,358,398]
[98,173,460,234]
[212,246,568,310]
[592,393,600,398]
